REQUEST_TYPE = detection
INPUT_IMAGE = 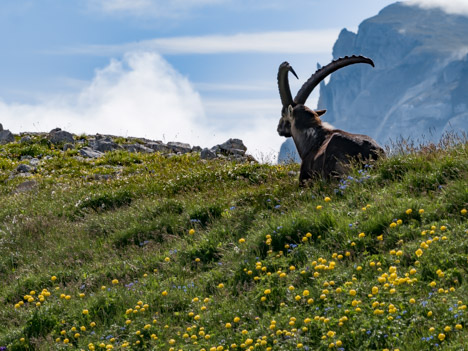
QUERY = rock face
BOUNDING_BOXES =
[279,2,468,162]
[278,138,301,164]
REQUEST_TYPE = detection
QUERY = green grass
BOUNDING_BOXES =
[0,136,467,351]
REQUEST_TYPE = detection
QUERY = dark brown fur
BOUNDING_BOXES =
[276,56,383,184]
[285,105,383,184]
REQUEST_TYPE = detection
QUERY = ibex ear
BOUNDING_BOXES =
[286,105,294,121]
[315,109,327,117]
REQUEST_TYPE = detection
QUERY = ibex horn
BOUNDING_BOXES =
[294,55,374,105]
[278,61,299,108]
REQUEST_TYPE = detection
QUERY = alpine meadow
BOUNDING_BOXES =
[0,132,467,351]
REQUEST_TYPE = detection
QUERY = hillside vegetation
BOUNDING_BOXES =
[0,134,467,351]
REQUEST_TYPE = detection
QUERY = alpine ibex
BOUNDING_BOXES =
[277,55,384,184]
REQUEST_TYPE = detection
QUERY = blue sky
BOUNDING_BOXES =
[0,0,463,160]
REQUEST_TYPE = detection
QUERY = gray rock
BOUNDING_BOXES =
[15,180,37,193]
[79,147,104,158]
[229,154,247,162]
[0,123,2,131]
[123,143,154,153]
[167,141,192,154]
[227,148,246,156]
[17,164,36,173]
[49,128,74,144]
[219,138,247,155]
[200,148,216,160]
[93,139,121,152]
[63,143,74,151]
[146,142,170,153]
[0,129,15,144]
[20,136,32,144]
[210,145,221,154]
[192,146,202,152]
[29,158,40,167]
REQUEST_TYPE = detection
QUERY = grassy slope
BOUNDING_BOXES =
[0,136,467,351]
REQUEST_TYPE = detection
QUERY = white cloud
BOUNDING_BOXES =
[1,52,205,143]
[0,51,284,162]
[60,29,340,56]
[406,0,468,15]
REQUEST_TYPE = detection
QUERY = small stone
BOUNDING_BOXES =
[29,158,40,166]
[17,164,35,173]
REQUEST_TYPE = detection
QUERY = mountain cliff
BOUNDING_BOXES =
[278,2,468,163]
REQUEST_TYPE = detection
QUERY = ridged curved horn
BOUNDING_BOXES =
[294,55,374,105]
[278,61,299,107]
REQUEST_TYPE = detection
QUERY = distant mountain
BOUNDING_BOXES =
[278,1,468,163]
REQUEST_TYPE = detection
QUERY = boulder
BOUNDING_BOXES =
[146,142,170,153]
[79,147,104,158]
[200,148,216,160]
[93,139,121,152]
[0,129,15,144]
[219,138,247,155]
[49,128,74,144]
[123,143,154,153]
[167,142,192,154]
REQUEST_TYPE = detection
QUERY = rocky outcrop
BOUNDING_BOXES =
[279,2,468,162]
[0,125,255,162]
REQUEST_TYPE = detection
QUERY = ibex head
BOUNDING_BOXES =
[284,104,327,131]
[277,56,375,137]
